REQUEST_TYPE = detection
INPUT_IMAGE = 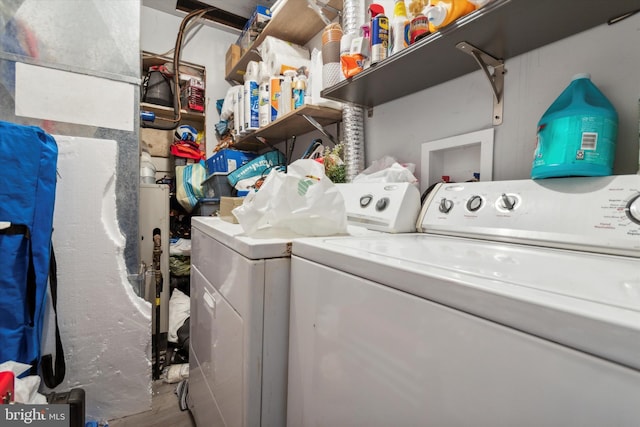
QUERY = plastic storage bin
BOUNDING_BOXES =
[202,172,233,198]
[205,149,257,175]
[193,197,220,216]
[531,73,618,179]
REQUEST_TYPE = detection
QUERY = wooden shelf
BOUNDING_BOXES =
[230,105,343,152]
[321,0,638,108]
[226,0,343,83]
[140,102,205,124]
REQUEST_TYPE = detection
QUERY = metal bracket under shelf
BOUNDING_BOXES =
[301,114,338,145]
[314,0,341,17]
[456,42,506,126]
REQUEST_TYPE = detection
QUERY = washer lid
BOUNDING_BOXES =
[192,217,297,259]
[192,217,384,260]
[292,234,640,370]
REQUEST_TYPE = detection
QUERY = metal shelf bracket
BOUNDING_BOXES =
[456,42,506,125]
[301,114,338,145]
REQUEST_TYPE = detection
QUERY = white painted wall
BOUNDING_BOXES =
[141,6,239,158]
[364,14,640,186]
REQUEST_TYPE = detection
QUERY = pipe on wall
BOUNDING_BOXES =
[342,0,366,180]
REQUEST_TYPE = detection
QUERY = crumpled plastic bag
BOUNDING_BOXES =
[233,159,348,236]
[353,156,418,184]
[0,361,47,404]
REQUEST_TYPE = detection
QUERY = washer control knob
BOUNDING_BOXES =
[376,197,389,212]
[439,198,453,213]
[626,194,640,225]
[466,195,483,212]
[500,193,517,210]
[360,194,373,208]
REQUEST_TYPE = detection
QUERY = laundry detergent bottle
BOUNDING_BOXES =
[531,73,618,179]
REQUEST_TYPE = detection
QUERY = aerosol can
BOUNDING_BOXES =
[369,4,389,65]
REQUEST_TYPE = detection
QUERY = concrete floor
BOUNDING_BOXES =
[108,380,195,427]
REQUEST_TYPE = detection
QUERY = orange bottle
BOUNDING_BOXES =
[423,0,476,32]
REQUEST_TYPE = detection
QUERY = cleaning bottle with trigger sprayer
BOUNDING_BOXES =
[293,69,307,110]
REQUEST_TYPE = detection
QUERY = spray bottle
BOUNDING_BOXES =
[390,0,410,56]
[369,4,388,65]
[293,69,307,110]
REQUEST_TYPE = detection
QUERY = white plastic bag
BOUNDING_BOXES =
[353,156,418,184]
[233,159,348,236]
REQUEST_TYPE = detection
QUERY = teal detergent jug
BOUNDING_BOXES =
[531,73,618,179]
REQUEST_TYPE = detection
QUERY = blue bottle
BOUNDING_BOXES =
[531,73,618,179]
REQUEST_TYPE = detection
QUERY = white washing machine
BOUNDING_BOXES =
[188,182,421,427]
[288,175,640,427]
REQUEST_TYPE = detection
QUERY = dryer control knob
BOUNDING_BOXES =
[500,193,517,210]
[360,194,373,208]
[376,197,389,211]
[466,195,483,212]
[439,198,453,213]
[626,194,640,225]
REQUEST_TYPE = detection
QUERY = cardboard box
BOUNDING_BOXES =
[220,196,244,223]
[236,5,272,51]
[226,44,241,76]
[140,127,173,157]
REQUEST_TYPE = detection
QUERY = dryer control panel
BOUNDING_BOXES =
[337,182,421,233]
[419,175,640,257]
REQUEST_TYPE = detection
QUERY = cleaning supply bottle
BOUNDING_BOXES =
[390,0,410,56]
[279,70,295,118]
[293,70,307,109]
[369,4,389,65]
[423,0,476,33]
[258,74,271,127]
[531,73,618,179]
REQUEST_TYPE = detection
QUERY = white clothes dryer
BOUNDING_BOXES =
[288,175,640,427]
[188,182,421,426]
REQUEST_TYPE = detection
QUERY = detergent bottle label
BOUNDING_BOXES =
[533,115,617,172]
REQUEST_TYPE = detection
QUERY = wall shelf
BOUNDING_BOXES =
[321,0,638,108]
[230,105,343,152]
[226,0,343,84]
[140,102,205,124]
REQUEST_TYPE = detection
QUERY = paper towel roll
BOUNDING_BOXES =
[259,36,309,60]
[322,62,341,89]
[244,60,261,82]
